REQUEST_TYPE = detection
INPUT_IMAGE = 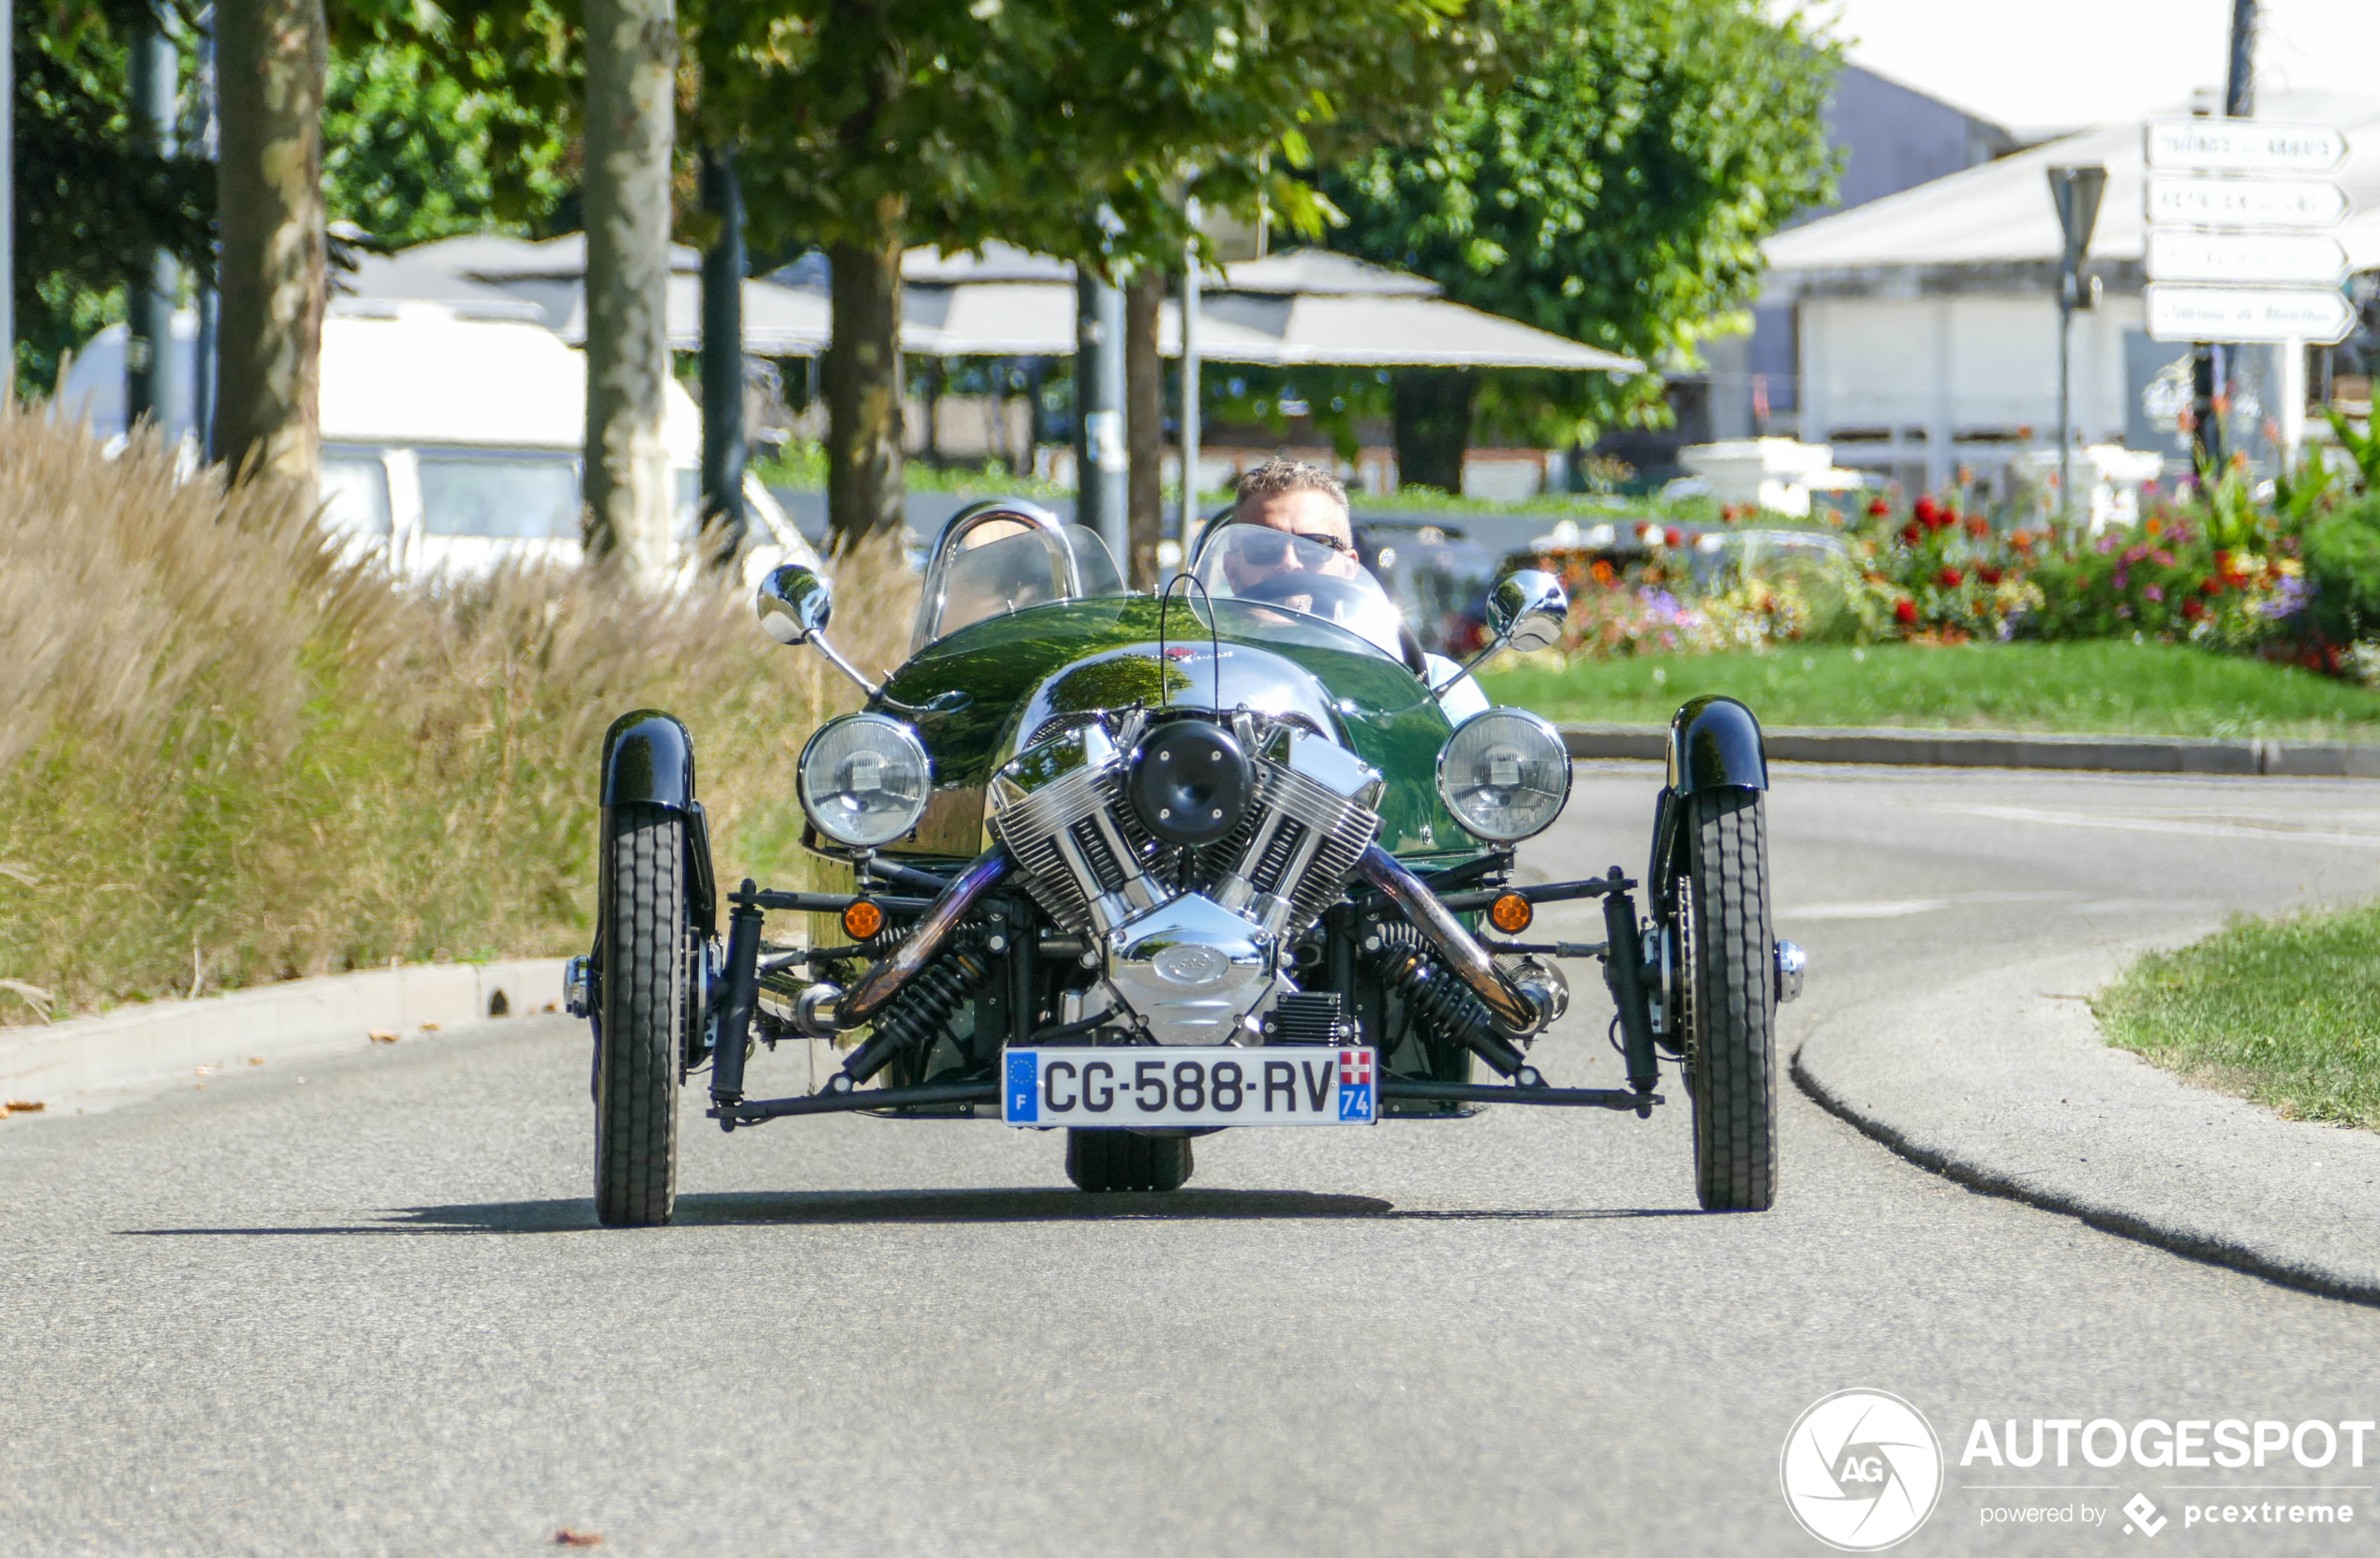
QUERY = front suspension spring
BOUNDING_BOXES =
[1366,941,1530,1079]
[841,938,990,1085]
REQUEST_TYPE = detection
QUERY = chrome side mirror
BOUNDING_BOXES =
[757,563,878,698]
[758,564,834,645]
[1437,569,1569,694]
[753,562,972,716]
[1486,569,1569,653]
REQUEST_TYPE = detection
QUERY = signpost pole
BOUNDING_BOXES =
[2195,0,2259,471]
[2046,165,2105,528]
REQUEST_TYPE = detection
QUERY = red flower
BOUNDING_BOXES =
[2182,598,2204,620]
[1938,567,1965,588]
[1867,497,1891,517]
[1913,496,1941,526]
[2010,530,2035,553]
[1900,523,1923,546]
[1662,527,1683,548]
[1965,516,1990,538]
[1893,599,1918,625]
[1977,564,2002,586]
[2198,577,2219,596]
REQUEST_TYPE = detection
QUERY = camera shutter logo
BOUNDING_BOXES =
[1779,1389,1944,1551]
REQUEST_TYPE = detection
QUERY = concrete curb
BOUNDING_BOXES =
[0,959,566,1111]
[1788,950,2380,1306]
[1562,723,2380,777]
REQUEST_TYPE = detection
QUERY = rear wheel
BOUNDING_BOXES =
[1677,787,1778,1212]
[594,803,687,1226]
[1066,1130,1195,1193]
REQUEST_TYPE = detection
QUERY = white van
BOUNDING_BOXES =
[56,301,819,586]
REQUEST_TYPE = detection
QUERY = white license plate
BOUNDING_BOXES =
[1001,1046,1376,1128]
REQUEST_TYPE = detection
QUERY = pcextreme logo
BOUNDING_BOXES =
[1780,1389,1946,1551]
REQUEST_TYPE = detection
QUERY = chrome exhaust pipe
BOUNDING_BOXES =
[1355,844,1551,1037]
[839,848,1012,1025]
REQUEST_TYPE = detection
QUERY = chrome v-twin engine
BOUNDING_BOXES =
[989,710,1382,1045]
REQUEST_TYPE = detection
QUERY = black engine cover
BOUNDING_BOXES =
[1126,720,1255,847]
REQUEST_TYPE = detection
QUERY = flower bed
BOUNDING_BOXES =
[1505,450,2380,682]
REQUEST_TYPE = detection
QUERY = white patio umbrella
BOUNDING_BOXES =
[377,234,837,355]
[894,242,1639,371]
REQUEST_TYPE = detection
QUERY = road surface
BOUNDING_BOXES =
[6,764,2379,1555]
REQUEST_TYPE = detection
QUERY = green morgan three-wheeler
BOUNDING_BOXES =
[567,501,1803,1224]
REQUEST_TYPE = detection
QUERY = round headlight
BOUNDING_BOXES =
[797,714,932,848]
[1435,707,1570,843]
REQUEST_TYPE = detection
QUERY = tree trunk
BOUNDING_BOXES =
[582,0,678,577]
[825,230,905,550]
[1123,267,1164,589]
[213,0,325,487]
[1391,368,1477,496]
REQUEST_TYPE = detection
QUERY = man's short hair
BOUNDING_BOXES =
[1233,457,1348,516]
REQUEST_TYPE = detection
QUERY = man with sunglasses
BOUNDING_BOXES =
[1217,457,1365,596]
[1211,459,1484,711]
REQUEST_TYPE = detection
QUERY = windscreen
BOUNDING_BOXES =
[919,519,1125,649]
[1191,525,1408,660]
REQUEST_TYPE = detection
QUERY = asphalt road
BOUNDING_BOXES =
[7,764,2380,1557]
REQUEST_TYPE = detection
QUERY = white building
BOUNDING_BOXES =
[1758,89,2380,492]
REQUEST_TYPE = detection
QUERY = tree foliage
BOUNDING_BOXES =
[320,36,576,248]
[1318,0,1840,451]
[695,0,1494,273]
[13,1,213,393]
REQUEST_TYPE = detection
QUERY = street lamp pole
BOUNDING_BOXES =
[1075,271,1129,565]
[699,146,747,555]
[127,7,181,428]
[1177,199,1202,574]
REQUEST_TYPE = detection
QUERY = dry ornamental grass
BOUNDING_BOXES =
[0,407,914,1025]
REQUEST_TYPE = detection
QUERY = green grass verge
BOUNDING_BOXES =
[2096,904,2380,1131]
[1480,641,2380,743]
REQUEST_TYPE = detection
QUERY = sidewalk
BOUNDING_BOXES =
[0,959,564,1113]
[1564,723,2380,778]
[1791,945,2380,1303]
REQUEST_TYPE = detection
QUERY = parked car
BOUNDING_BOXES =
[1354,520,1506,658]
[573,500,1805,1223]
[58,306,819,586]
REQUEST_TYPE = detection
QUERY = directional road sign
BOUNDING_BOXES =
[2145,173,2351,230]
[2145,118,2348,175]
[2145,229,2349,286]
[2145,284,2356,345]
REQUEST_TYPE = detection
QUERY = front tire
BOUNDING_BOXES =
[594,803,687,1226]
[1678,788,1778,1211]
[1066,1130,1195,1193]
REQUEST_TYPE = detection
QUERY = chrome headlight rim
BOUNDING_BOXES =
[1435,705,1572,844]
[796,712,934,849]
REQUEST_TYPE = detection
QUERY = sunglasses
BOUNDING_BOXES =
[1230,524,1355,566]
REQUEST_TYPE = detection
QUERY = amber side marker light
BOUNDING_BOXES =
[841,899,886,941]
[1488,893,1534,935]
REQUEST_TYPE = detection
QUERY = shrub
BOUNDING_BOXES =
[0,408,870,1025]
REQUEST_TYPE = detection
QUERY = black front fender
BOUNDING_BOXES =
[1650,696,1766,913]
[602,710,695,809]
[600,709,716,939]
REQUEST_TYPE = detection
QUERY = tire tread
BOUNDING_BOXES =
[595,804,683,1226]
[1684,789,1777,1211]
